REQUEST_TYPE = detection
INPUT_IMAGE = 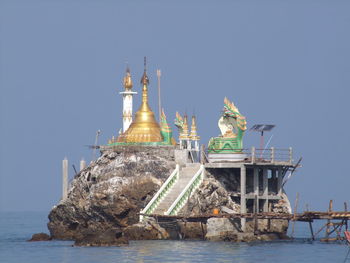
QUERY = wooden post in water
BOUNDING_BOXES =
[309,221,315,241]
[345,202,349,232]
[325,200,333,240]
[291,192,299,239]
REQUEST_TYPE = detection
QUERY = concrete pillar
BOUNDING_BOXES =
[263,168,268,212]
[271,169,277,194]
[62,158,68,201]
[277,167,283,196]
[200,144,205,164]
[80,158,86,171]
[194,141,199,151]
[187,139,191,150]
[240,165,247,231]
[253,167,259,212]
[251,146,256,163]
[253,167,259,195]
[271,147,275,163]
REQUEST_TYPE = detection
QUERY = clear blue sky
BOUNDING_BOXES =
[0,0,349,212]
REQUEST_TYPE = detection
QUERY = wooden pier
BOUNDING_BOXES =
[141,211,350,222]
[141,208,350,241]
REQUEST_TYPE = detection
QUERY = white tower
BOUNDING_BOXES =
[120,67,137,132]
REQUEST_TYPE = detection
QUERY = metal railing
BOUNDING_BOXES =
[203,146,293,164]
[248,147,293,164]
[140,164,180,221]
[165,165,205,216]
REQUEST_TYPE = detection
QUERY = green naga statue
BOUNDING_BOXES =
[174,112,189,139]
[208,97,247,154]
[174,112,184,135]
[160,109,176,145]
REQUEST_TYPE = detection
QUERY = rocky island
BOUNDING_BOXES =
[47,59,294,246]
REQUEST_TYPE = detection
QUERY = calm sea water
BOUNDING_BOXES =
[0,212,348,263]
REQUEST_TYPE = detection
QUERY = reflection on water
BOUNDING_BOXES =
[0,212,348,263]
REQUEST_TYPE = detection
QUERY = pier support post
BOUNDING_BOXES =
[62,158,68,201]
[263,168,268,212]
[309,221,315,241]
[240,165,247,231]
[345,202,348,231]
[253,167,259,212]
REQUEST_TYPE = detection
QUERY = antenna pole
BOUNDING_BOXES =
[157,69,161,121]
[92,129,101,161]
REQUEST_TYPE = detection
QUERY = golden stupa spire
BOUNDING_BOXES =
[123,65,133,90]
[117,57,163,143]
[180,114,189,140]
[190,115,200,141]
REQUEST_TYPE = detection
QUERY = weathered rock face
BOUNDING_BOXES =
[74,229,128,247]
[48,146,176,241]
[48,146,291,244]
[205,218,239,241]
[124,218,169,240]
[180,169,241,216]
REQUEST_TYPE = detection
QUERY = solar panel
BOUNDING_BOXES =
[250,124,275,132]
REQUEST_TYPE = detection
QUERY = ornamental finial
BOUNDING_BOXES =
[123,64,133,90]
[140,56,149,85]
[190,115,200,141]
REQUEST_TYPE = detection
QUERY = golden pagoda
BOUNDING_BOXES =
[190,115,200,141]
[117,58,163,143]
[179,114,190,140]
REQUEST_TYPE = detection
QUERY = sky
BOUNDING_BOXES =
[0,0,349,212]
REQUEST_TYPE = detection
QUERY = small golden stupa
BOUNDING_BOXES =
[117,58,163,143]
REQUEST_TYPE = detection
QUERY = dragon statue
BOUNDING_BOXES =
[174,112,189,139]
[208,97,247,153]
[174,111,184,135]
[160,109,176,145]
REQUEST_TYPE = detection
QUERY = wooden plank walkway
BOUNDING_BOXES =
[140,211,350,222]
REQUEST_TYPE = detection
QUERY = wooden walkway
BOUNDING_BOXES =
[141,210,350,241]
[141,211,350,222]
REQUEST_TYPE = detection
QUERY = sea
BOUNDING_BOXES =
[0,211,348,263]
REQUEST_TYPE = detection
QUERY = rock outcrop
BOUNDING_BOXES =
[48,146,291,245]
[48,146,176,242]
[28,233,51,242]
[74,229,128,247]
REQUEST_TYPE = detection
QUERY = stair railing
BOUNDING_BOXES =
[165,165,205,216]
[139,164,180,221]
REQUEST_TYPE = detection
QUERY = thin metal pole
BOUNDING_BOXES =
[157,69,161,122]
[92,129,101,161]
[260,131,264,158]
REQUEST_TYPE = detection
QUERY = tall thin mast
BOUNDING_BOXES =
[157,69,161,122]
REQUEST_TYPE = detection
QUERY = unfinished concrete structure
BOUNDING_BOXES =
[205,147,294,230]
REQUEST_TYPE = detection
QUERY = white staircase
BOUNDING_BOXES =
[153,164,201,214]
[140,163,205,221]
